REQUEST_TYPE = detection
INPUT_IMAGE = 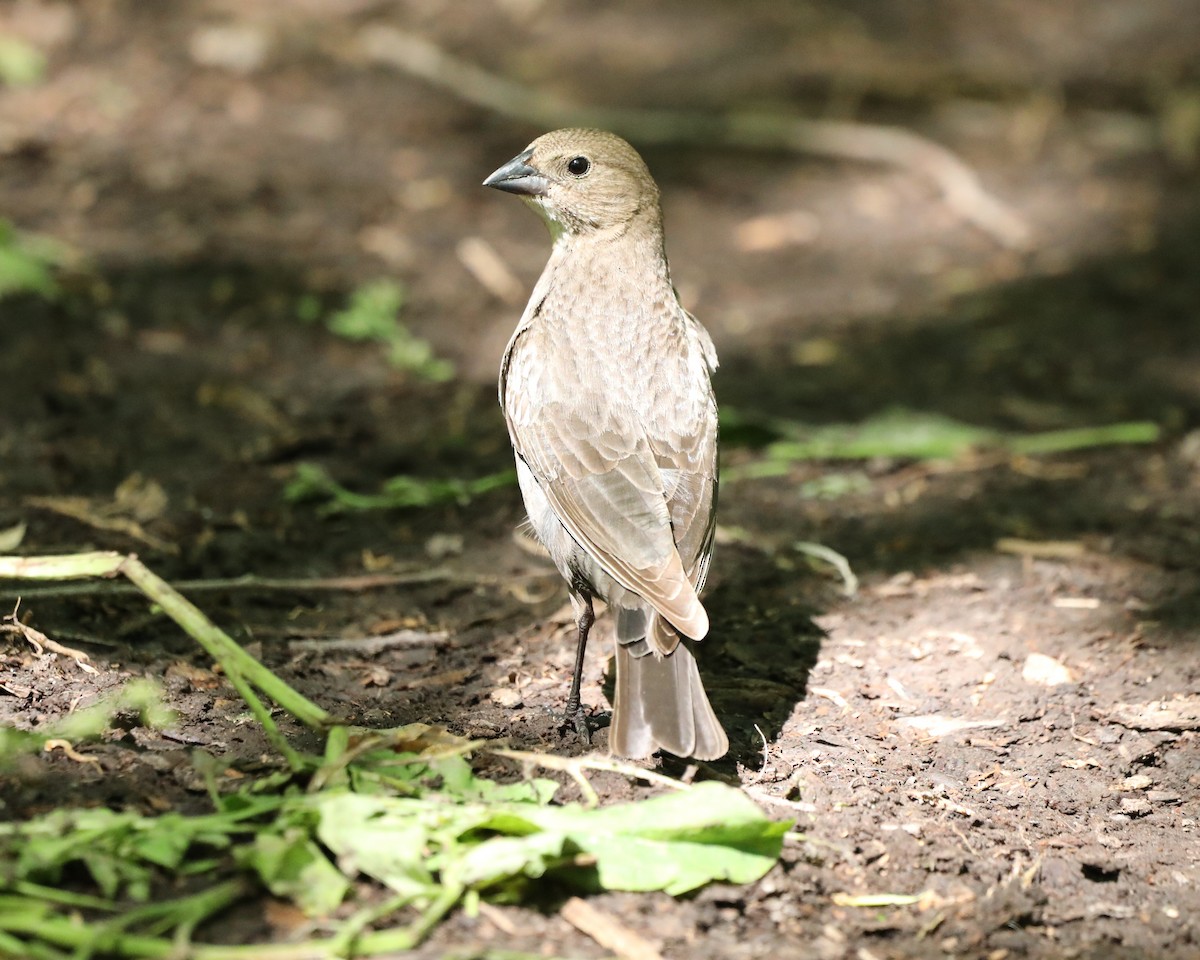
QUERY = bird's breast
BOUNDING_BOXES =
[504,243,715,445]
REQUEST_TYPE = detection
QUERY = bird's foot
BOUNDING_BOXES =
[543,701,609,746]
[560,696,592,746]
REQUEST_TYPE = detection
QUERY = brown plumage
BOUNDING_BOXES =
[484,128,728,761]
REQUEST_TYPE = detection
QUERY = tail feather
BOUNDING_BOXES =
[615,604,683,655]
[610,610,727,761]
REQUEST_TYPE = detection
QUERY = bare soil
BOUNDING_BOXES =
[2,3,1198,958]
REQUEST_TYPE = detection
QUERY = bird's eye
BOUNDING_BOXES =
[567,156,591,177]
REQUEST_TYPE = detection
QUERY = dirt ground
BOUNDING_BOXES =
[2,2,1199,958]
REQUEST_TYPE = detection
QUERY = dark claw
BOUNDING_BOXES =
[564,698,592,746]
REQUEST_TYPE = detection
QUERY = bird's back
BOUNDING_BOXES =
[501,248,718,605]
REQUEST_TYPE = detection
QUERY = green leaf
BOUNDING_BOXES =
[312,782,785,904]
[1005,421,1159,454]
[284,462,514,513]
[518,782,789,895]
[129,816,196,870]
[385,335,455,381]
[0,35,46,87]
[296,292,322,323]
[0,223,59,300]
[314,794,438,899]
[242,831,350,916]
[320,279,455,380]
[327,280,406,342]
[430,756,558,805]
[766,408,997,462]
[729,406,1162,476]
[454,832,568,889]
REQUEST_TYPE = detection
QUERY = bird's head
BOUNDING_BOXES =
[483,128,661,240]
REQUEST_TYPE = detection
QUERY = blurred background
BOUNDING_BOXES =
[3,0,1199,566]
[1,0,1198,369]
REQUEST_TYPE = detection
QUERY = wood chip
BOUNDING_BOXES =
[476,901,517,935]
[360,664,391,687]
[489,686,522,708]
[810,687,849,709]
[188,24,269,73]
[1022,653,1074,686]
[1106,697,1200,731]
[26,484,176,554]
[1053,597,1101,609]
[399,666,472,689]
[897,715,1006,738]
[560,896,664,960]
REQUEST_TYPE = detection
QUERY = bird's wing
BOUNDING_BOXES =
[654,309,720,591]
[658,444,718,591]
[502,326,709,640]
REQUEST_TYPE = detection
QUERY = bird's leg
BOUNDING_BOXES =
[563,594,595,744]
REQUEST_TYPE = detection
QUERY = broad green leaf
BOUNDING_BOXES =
[312,782,785,902]
[517,782,789,894]
[767,408,997,462]
[730,405,1160,470]
[243,831,350,916]
[327,280,405,342]
[1006,421,1159,454]
[314,794,438,898]
[320,279,453,379]
[285,462,514,513]
[431,756,558,805]
[129,816,196,870]
[454,832,568,889]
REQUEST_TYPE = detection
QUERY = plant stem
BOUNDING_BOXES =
[117,556,333,731]
[0,551,334,732]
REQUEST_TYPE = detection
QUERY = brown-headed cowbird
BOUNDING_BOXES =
[483,129,728,761]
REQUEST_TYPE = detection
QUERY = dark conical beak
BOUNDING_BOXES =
[482,148,550,197]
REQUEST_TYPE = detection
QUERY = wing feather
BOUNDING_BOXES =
[501,304,718,641]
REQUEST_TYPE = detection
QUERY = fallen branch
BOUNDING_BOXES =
[360,25,1031,248]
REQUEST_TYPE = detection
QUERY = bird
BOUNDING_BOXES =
[483,128,728,761]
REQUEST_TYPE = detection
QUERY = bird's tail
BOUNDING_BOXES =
[610,607,728,761]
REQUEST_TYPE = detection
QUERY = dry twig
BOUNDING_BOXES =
[2,602,97,673]
[288,629,450,654]
[561,896,665,960]
[491,747,690,806]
